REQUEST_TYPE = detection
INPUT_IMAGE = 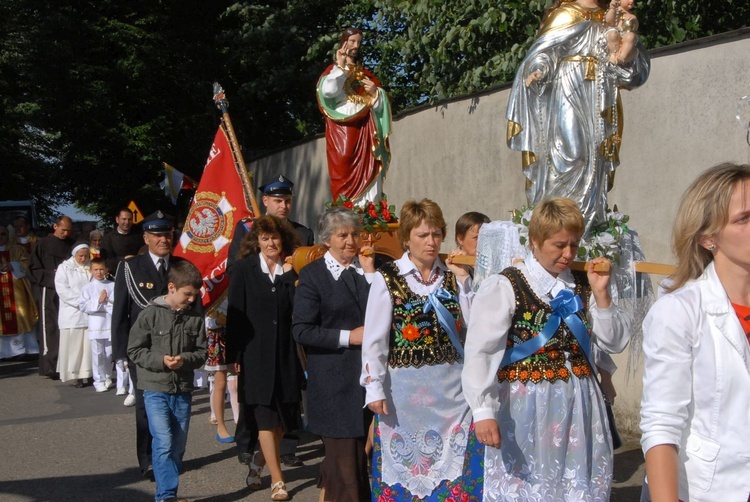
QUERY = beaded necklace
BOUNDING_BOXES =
[410,268,440,286]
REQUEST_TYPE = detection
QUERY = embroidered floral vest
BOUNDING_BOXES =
[496,267,593,384]
[379,262,462,369]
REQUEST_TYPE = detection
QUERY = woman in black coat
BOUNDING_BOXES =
[226,215,301,501]
[292,207,375,501]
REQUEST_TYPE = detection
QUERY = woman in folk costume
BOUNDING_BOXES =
[55,241,93,386]
[462,198,631,501]
[641,164,750,501]
[361,199,483,500]
[506,0,649,236]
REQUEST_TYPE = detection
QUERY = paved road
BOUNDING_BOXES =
[0,359,646,501]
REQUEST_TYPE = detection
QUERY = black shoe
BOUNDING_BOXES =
[238,452,254,465]
[142,465,154,482]
[281,454,304,467]
[73,379,85,388]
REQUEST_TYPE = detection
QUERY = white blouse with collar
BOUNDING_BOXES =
[461,255,631,423]
[361,252,471,405]
[258,255,283,282]
[323,251,376,348]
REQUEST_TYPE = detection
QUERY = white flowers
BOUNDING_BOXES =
[511,205,631,264]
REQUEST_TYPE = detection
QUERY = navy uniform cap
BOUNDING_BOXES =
[259,174,294,196]
[142,210,174,234]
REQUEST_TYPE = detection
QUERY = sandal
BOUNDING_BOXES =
[270,480,289,501]
[246,461,264,490]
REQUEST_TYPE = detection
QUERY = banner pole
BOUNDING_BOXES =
[213,83,262,217]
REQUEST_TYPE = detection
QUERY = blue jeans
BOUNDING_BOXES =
[143,391,192,502]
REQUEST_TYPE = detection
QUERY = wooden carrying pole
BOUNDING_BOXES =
[213,83,262,217]
[444,254,675,275]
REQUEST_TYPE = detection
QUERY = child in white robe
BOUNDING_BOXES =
[78,257,116,392]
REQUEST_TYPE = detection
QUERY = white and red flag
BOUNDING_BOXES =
[173,124,255,311]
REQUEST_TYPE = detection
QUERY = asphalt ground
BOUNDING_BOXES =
[0,359,646,501]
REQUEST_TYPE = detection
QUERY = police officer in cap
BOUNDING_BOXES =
[111,210,196,479]
[227,174,314,274]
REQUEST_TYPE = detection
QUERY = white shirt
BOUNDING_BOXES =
[361,252,472,405]
[258,255,283,282]
[79,278,114,339]
[462,255,631,423]
[640,262,750,500]
[148,252,169,270]
[323,251,376,347]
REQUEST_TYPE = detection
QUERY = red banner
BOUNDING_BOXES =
[174,125,254,309]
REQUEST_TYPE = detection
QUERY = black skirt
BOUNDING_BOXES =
[250,397,300,433]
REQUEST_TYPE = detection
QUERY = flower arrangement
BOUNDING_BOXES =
[511,205,630,264]
[326,193,399,232]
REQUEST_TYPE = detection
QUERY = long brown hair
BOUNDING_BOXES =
[237,215,300,260]
[338,27,363,63]
[668,163,750,292]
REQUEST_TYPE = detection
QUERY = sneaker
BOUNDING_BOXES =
[123,394,136,407]
[94,384,108,393]
[104,377,115,389]
[116,387,127,396]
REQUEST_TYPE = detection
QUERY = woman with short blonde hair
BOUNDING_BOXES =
[462,197,630,500]
[397,198,447,249]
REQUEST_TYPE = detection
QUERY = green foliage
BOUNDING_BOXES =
[2,1,230,220]
[371,0,545,103]
[311,0,748,111]
[219,1,348,153]
[636,0,750,48]
[2,0,747,222]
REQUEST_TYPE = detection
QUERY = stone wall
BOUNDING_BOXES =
[248,29,750,433]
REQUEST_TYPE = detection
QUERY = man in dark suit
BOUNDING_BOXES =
[111,210,191,479]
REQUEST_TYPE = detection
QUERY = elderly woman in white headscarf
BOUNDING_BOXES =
[55,240,93,386]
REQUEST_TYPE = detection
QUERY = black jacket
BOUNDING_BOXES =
[111,253,193,360]
[292,258,372,438]
[226,255,302,406]
[101,229,144,273]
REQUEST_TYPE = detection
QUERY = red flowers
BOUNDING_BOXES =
[368,201,379,220]
[401,323,421,342]
[325,193,398,232]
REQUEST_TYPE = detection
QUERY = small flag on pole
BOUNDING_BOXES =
[161,163,198,204]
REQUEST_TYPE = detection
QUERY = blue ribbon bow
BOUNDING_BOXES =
[500,288,591,368]
[424,287,464,359]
